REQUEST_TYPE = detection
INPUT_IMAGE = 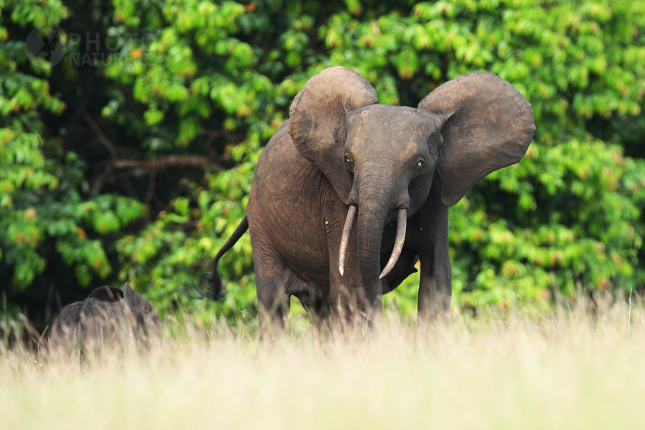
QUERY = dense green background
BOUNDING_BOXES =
[1,0,644,329]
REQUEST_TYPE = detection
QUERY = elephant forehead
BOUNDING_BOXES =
[346,105,439,154]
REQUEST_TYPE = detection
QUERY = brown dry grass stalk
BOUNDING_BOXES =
[1,297,644,429]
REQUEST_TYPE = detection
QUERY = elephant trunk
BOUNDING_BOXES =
[352,160,405,313]
[338,160,407,317]
[356,198,388,310]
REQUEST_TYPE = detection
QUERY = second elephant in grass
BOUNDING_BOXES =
[51,282,160,354]
[206,67,535,329]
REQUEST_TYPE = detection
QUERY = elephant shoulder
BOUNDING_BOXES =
[264,120,295,155]
[259,119,318,176]
[251,119,329,220]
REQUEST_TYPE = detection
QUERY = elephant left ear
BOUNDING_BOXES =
[418,72,535,207]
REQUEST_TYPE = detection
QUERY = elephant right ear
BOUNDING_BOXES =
[418,72,535,207]
[288,66,377,204]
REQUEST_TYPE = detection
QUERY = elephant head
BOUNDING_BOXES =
[122,282,161,328]
[288,67,535,307]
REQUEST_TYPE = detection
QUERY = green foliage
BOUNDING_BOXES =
[0,0,146,293]
[1,0,644,325]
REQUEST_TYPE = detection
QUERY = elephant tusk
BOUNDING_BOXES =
[380,208,407,279]
[338,205,356,276]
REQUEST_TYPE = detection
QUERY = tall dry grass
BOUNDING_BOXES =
[1,296,645,430]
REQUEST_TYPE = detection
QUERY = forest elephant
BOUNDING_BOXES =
[205,66,535,330]
[51,282,160,353]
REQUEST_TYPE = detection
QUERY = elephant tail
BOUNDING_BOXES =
[193,216,249,302]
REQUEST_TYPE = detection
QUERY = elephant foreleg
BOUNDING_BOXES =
[418,255,452,323]
[327,219,367,327]
[417,209,452,324]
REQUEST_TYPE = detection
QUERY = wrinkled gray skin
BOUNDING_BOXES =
[51,282,160,352]
[206,67,535,330]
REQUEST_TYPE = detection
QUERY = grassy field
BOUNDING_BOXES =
[1,298,645,430]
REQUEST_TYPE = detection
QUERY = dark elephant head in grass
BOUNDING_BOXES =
[51,282,160,352]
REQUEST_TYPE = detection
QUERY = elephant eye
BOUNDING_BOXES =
[344,154,354,172]
[416,159,425,169]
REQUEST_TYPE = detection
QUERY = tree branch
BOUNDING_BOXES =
[84,115,228,194]
[201,129,245,143]
[85,114,118,193]
[83,113,117,162]
[115,155,224,171]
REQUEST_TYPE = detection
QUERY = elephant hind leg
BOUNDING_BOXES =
[251,242,294,335]
[247,222,293,334]
[256,272,291,335]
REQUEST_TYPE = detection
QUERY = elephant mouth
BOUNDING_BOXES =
[338,205,407,279]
